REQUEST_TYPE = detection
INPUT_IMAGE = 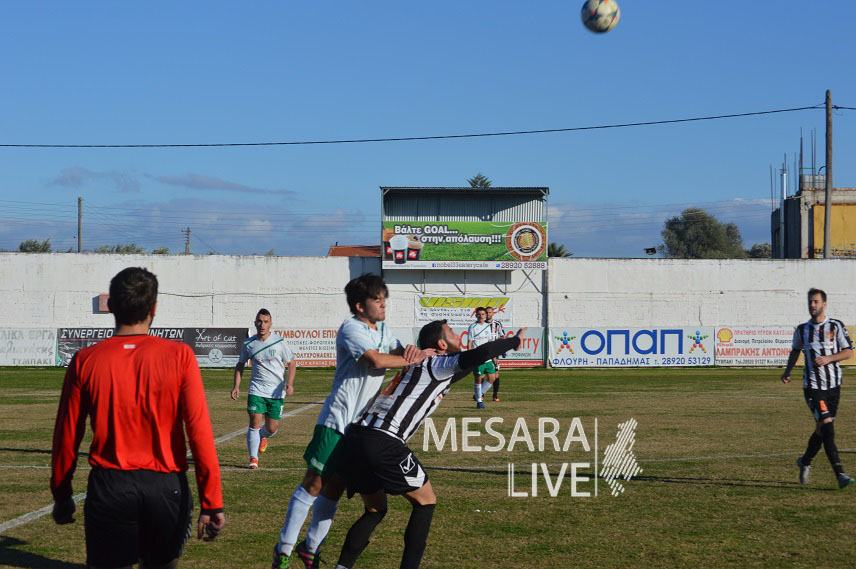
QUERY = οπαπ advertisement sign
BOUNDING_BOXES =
[415,296,512,327]
[548,327,715,368]
[0,328,56,366]
[714,326,795,366]
[381,221,548,270]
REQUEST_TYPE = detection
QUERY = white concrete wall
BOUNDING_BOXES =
[548,258,856,327]
[3,253,856,330]
[0,253,379,328]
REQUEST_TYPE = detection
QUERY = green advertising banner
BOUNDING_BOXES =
[382,221,548,270]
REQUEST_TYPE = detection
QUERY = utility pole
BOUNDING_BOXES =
[780,156,786,258]
[182,227,192,255]
[77,197,83,253]
[823,89,833,259]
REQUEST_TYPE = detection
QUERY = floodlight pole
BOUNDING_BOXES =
[823,90,832,259]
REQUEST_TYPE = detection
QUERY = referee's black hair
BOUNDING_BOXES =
[108,267,158,326]
[808,288,827,302]
[345,274,389,315]
[256,308,272,319]
[418,320,448,349]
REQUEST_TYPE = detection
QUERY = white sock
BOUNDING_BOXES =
[474,382,482,402]
[278,485,317,555]
[306,494,339,553]
[247,427,261,458]
[480,382,493,397]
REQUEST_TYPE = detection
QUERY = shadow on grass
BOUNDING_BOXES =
[634,474,837,491]
[429,465,839,491]
[0,536,85,568]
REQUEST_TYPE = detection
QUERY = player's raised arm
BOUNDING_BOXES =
[455,329,525,377]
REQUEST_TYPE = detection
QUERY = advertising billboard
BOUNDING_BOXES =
[381,221,548,270]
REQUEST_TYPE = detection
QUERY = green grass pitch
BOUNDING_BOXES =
[1,366,855,568]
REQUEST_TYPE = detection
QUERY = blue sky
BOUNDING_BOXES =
[1,1,854,256]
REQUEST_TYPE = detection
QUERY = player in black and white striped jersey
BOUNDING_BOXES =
[782,287,855,489]
[485,306,506,402]
[330,321,524,569]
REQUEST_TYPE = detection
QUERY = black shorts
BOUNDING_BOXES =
[84,468,193,568]
[804,387,841,422]
[334,426,429,498]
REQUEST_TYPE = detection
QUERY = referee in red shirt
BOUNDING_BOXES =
[51,267,226,568]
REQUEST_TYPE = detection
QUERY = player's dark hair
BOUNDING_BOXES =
[418,320,448,349]
[345,274,388,315]
[256,308,272,319]
[108,267,158,326]
[808,288,827,302]
[475,307,486,313]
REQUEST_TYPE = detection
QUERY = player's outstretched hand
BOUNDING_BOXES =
[230,387,239,400]
[52,497,75,524]
[780,373,791,384]
[197,512,226,541]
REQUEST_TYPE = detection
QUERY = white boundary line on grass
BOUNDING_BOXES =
[0,402,319,535]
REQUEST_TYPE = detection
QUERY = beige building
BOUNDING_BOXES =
[772,175,856,258]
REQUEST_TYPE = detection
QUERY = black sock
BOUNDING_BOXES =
[401,503,435,569]
[819,422,844,476]
[336,508,387,568]
[492,378,500,397]
[802,432,823,465]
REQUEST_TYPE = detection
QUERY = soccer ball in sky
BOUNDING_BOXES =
[581,0,621,33]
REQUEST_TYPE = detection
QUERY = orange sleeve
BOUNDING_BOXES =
[180,345,224,513]
[50,355,88,502]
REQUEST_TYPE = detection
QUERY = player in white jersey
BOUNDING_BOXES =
[273,275,430,569]
[232,309,297,469]
[330,320,524,569]
[485,306,506,402]
[781,288,855,488]
[468,307,498,408]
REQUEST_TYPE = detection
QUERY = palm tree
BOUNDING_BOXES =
[467,173,492,189]
[548,242,572,257]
